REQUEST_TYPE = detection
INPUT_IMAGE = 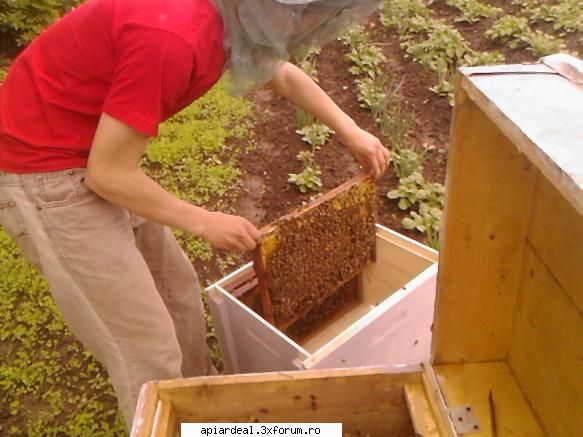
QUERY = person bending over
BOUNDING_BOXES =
[0,0,388,429]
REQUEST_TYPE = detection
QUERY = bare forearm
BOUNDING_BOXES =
[269,62,390,179]
[86,113,259,252]
[268,62,357,140]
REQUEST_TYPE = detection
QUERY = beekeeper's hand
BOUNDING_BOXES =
[340,126,391,179]
[200,212,261,253]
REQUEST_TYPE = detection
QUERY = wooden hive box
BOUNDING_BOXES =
[132,54,583,437]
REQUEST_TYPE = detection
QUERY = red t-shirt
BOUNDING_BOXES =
[0,0,225,173]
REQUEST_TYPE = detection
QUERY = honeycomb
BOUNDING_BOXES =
[256,176,377,329]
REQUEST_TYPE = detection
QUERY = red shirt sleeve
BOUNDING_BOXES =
[102,27,194,137]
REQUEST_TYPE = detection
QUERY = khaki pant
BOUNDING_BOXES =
[0,168,215,429]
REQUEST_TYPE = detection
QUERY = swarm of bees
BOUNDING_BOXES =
[255,176,377,330]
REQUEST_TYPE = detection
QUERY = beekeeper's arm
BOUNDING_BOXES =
[268,61,390,178]
[85,113,260,252]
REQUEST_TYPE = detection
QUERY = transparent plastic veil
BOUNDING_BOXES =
[210,0,380,95]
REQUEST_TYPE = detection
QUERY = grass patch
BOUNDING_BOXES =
[0,78,253,434]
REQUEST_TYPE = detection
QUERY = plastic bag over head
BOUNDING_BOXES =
[210,0,380,95]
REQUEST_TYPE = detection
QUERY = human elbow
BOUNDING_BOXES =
[84,169,125,199]
[268,62,295,95]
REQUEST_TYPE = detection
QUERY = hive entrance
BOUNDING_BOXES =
[250,175,377,337]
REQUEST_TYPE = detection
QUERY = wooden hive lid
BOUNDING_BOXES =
[458,53,583,215]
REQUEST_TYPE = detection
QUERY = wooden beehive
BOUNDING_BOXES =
[131,54,583,437]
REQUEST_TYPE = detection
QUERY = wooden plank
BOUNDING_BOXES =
[251,246,274,324]
[131,381,160,437]
[259,174,373,235]
[374,224,439,263]
[220,265,255,294]
[421,363,457,437]
[405,383,440,437]
[156,368,420,436]
[434,362,544,437]
[508,247,583,436]
[432,88,537,363]
[151,400,176,437]
[527,175,583,313]
[362,233,434,305]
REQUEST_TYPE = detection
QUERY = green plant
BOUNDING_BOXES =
[442,0,502,23]
[402,24,471,73]
[378,101,413,149]
[487,15,531,42]
[527,0,583,34]
[392,148,426,179]
[296,48,320,83]
[387,171,445,248]
[380,0,433,35]
[295,108,316,130]
[296,123,333,150]
[0,0,81,46]
[464,50,506,66]
[486,15,565,54]
[289,123,331,194]
[356,77,388,113]
[288,151,322,193]
[0,57,9,81]
[338,25,369,48]
[0,230,126,435]
[387,172,443,210]
[486,15,531,48]
[377,94,423,179]
[429,59,455,104]
[512,0,539,10]
[345,44,387,78]
[403,203,443,249]
[526,30,566,55]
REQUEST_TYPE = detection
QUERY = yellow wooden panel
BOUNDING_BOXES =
[421,364,457,437]
[405,383,439,437]
[527,175,583,313]
[156,368,420,436]
[435,362,544,437]
[362,235,433,304]
[374,226,439,263]
[131,382,160,437]
[508,247,583,436]
[152,400,177,437]
[432,89,537,363]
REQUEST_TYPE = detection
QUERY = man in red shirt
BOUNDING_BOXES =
[0,0,388,428]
